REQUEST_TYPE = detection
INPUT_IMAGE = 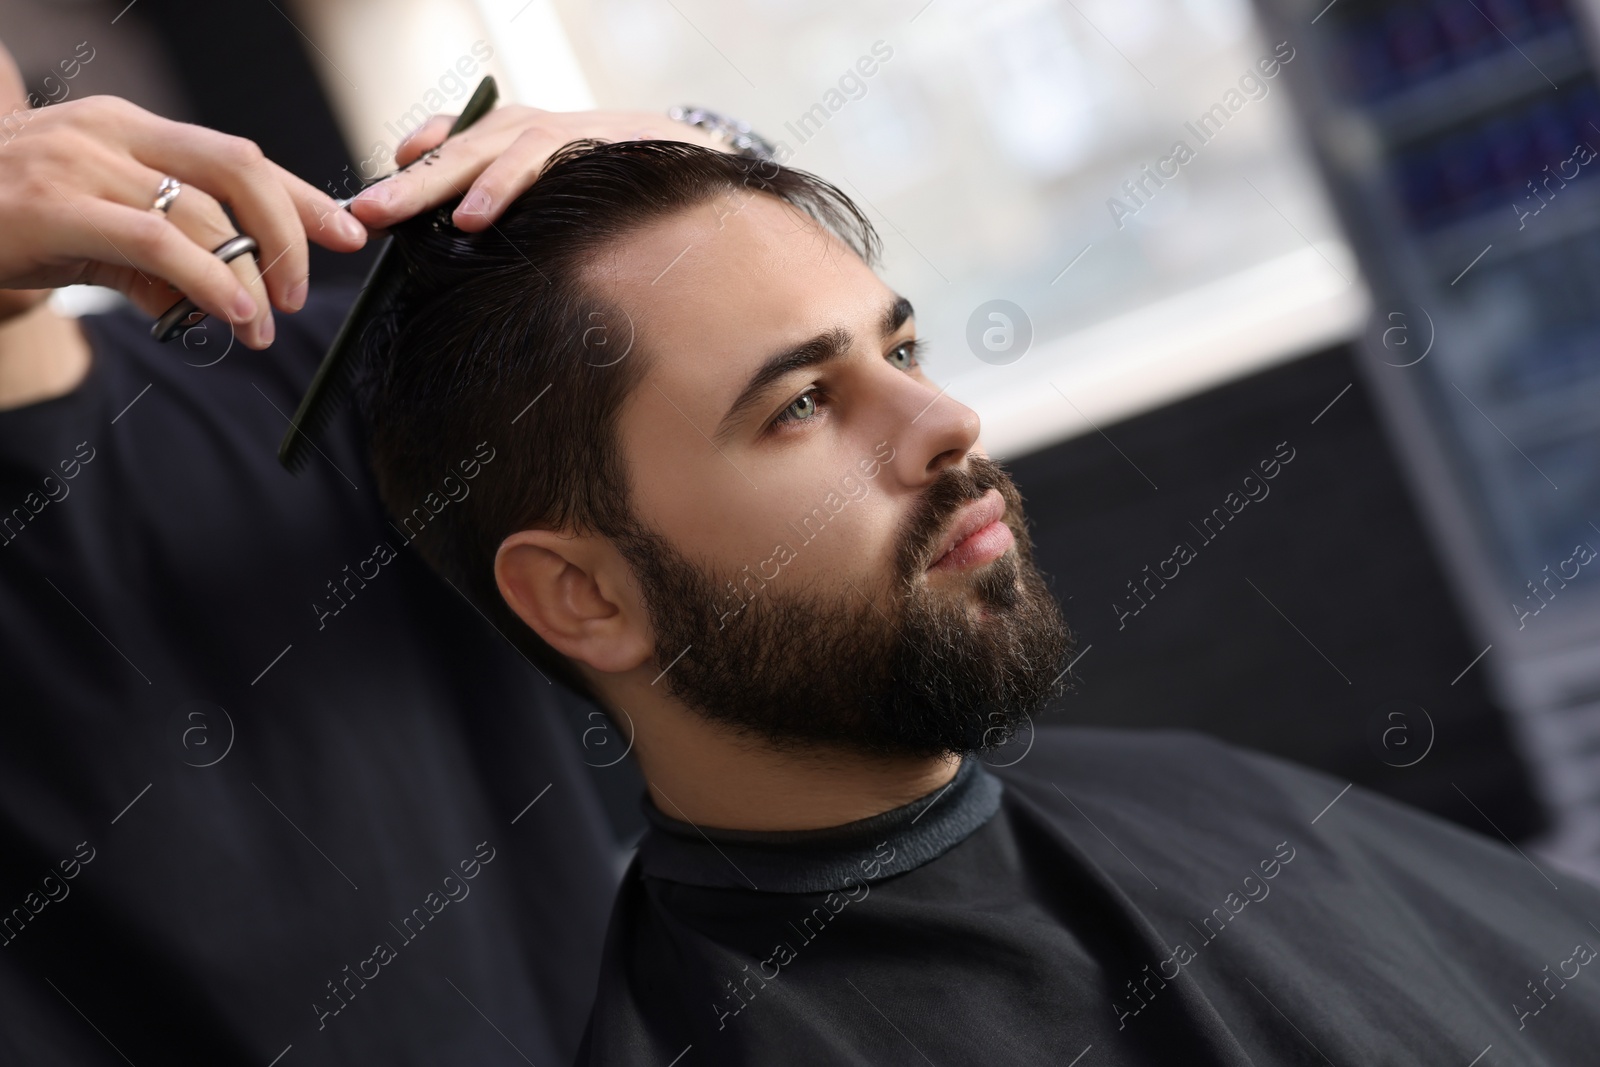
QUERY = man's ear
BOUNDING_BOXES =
[494,529,654,675]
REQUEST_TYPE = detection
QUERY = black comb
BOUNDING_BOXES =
[278,75,499,472]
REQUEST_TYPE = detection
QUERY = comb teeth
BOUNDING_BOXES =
[277,237,401,472]
[279,372,353,473]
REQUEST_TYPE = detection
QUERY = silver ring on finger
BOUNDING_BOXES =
[209,234,259,265]
[151,176,182,214]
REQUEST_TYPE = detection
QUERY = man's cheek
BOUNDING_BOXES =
[849,505,912,587]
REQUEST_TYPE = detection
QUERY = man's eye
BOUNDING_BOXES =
[887,339,922,371]
[775,390,822,427]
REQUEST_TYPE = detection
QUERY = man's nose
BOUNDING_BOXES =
[876,374,982,484]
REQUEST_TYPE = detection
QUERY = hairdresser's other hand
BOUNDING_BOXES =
[347,105,728,233]
[0,76,367,346]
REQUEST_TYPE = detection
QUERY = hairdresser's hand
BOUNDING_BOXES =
[347,104,728,233]
[0,49,367,345]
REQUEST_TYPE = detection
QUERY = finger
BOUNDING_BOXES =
[101,251,270,349]
[94,155,273,346]
[91,261,224,328]
[347,114,528,229]
[450,125,568,232]
[122,116,308,316]
[221,233,271,347]
[395,113,454,167]
[63,199,259,332]
[97,251,273,350]
[267,159,368,260]
[96,262,191,319]
[345,140,498,230]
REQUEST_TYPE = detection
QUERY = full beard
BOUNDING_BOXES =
[611,455,1076,758]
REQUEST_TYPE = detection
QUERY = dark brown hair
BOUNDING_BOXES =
[357,139,880,698]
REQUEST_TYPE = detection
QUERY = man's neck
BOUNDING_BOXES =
[608,682,961,832]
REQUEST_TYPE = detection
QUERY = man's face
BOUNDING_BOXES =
[586,192,1074,756]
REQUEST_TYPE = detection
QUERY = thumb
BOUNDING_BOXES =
[0,38,57,321]
[0,37,30,113]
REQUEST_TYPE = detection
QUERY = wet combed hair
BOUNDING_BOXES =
[356,139,882,699]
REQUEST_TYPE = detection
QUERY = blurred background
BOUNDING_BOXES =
[5,0,1599,876]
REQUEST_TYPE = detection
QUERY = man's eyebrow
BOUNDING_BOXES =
[883,294,914,336]
[712,295,916,446]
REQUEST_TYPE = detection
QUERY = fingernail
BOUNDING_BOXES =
[336,211,366,242]
[356,182,392,205]
[259,314,275,346]
[232,290,258,321]
[458,190,490,217]
[287,277,308,311]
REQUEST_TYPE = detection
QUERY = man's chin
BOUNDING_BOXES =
[948,572,1020,621]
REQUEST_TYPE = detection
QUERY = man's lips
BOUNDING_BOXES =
[927,489,1013,572]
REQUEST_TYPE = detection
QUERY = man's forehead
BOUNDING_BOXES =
[587,194,889,386]
[592,195,867,295]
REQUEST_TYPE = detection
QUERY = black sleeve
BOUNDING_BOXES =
[0,283,621,1066]
[0,287,354,480]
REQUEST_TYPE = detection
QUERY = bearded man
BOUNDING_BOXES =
[359,140,1600,1066]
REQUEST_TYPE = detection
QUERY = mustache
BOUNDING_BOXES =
[894,455,1024,578]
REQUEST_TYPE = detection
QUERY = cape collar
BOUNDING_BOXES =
[635,757,1003,893]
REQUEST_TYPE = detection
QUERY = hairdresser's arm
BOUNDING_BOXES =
[0,41,367,409]
[346,105,728,233]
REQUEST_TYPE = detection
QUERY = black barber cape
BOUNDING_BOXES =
[0,293,617,1064]
[580,728,1600,1065]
